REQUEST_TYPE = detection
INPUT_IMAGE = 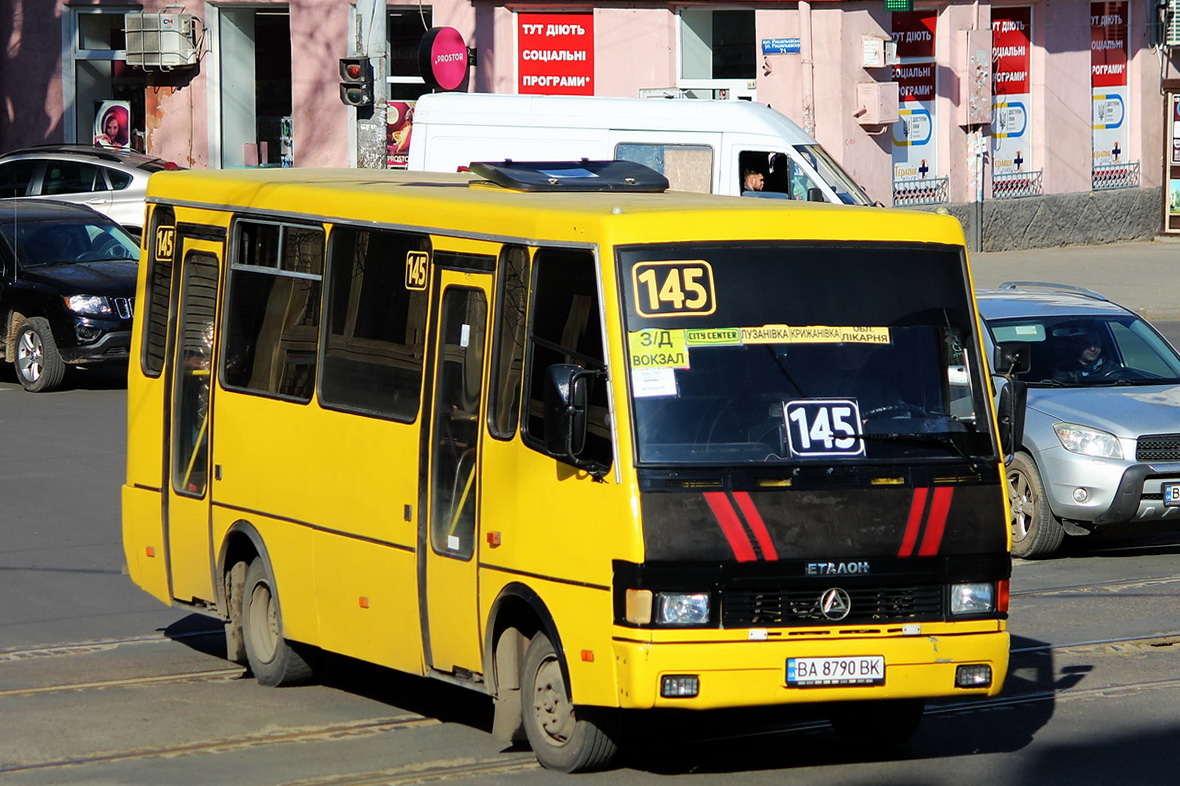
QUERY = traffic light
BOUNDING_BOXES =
[339,57,373,107]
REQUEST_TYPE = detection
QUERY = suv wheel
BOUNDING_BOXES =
[1008,452,1065,559]
[14,317,66,393]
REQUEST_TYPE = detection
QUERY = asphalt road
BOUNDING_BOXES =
[972,240,1180,320]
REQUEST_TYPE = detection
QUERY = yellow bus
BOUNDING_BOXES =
[123,160,1014,772]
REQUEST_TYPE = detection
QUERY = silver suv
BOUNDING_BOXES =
[0,145,182,238]
[977,282,1180,558]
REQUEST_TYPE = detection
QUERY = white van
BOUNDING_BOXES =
[405,93,874,206]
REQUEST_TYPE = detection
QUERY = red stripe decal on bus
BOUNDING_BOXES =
[732,491,779,561]
[898,487,928,557]
[703,492,758,562]
[917,487,954,556]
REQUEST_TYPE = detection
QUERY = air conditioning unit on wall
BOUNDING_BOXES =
[1166,0,1180,47]
[124,13,199,68]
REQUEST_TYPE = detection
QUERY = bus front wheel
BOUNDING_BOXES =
[521,633,619,772]
[242,557,313,687]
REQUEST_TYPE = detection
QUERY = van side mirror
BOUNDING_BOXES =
[806,187,825,202]
[993,341,1031,375]
[544,364,604,475]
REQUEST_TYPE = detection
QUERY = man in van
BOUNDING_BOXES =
[742,168,765,194]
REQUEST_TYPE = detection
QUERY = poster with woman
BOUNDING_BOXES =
[94,101,131,150]
[386,101,415,169]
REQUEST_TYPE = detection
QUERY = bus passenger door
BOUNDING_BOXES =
[422,276,490,675]
[164,239,221,605]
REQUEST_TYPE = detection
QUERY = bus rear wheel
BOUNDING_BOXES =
[242,557,313,687]
[521,633,618,772]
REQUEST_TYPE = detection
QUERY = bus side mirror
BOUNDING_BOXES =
[996,379,1027,458]
[544,364,594,461]
[993,341,1031,376]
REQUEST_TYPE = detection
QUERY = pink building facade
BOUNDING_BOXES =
[2,1,1177,248]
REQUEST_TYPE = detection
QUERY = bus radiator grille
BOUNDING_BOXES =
[722,585,944,627]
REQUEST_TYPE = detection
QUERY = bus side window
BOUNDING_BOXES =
[320,227,430,421]
[488,245,529,439]
[222,220,324,401]
[141,205,176,377]
[523,249,612,469]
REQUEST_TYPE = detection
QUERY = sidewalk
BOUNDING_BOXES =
[970,239,1180,319]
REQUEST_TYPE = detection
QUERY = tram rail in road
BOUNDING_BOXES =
[3,616,1179,782]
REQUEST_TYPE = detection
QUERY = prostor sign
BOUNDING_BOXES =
[419,26,468,92]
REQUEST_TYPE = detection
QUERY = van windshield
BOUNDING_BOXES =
[617,242,993,465]
[795,145,874,205]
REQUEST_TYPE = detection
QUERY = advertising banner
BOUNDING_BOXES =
[518,13,594,96]
[1091,2,1129,167]
[386,101,415,169]
[1168,93,1180,230]
[991,7,1033,176]
[94,100,131,150]
[890,11,938,183]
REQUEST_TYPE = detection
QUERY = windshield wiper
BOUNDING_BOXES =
[848,432,981,470]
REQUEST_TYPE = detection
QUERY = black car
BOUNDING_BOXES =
[0,199,139,391]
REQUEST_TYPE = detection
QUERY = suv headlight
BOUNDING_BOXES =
[1053,422,1123,459]
[64,295,113,315]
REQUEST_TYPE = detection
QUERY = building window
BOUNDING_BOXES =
[677,9,756,100]
[217,8,292,168]
[680,10,755,81]
[386,8,433,167]
[388,8,432,101]
[68,8,147,149]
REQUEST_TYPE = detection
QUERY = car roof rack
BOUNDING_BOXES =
[467,159,669,193]
[997,281,1109,302]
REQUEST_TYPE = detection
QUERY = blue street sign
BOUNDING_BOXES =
[761,38,801,55]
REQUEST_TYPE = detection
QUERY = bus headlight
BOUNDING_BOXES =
[655,593,711,626]
[950,583,995,615]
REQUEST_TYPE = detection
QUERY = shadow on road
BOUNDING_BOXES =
[1054,529,1180,560]
[615,633,1063,775]
[163,614,1075,777]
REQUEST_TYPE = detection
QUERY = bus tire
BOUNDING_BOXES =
[521,633,619,772]
[14,317,66,392]
[1008,452,1065,559]
[829,698,924,751]
[242,557,313,687]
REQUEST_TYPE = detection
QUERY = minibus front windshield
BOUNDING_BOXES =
[794,145,874,206]
[618,242,994,466]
